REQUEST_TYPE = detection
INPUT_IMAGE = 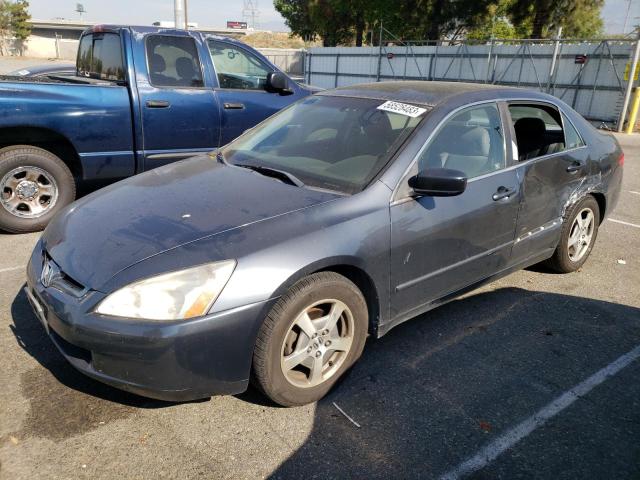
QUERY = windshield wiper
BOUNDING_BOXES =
[233,163,305,188]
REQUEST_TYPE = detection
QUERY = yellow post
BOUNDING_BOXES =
[626,87,640,134]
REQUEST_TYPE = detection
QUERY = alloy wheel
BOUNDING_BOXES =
[567,207,595,262]
[280,299,355,388]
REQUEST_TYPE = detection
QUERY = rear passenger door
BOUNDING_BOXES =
[507,103,589,265]
[137,33,220,169]
[390,102,520,319]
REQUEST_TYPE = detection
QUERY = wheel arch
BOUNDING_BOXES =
[0,127,82,179]
[590,191,606,223]
[271,257,382,336]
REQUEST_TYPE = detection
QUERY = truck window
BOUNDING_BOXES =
[146,35,204,88]
[208,40,272,90]
[76,33,125,82]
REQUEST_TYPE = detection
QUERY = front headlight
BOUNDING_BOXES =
[95,260,236,321]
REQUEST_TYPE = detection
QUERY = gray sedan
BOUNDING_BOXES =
[26,81,623,406]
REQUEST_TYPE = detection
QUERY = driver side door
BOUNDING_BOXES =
[390,102,521,320]
[208,39,303,146]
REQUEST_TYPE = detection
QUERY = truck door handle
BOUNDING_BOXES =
[224,102,245,110]
[492,186,515,201]
[566,161,583,173]
[146,100,170,108]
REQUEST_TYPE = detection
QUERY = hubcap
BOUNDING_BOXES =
[568,207,595,262]
[1,166,58,218]
[280,299,355,389]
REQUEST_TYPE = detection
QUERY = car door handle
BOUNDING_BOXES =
[224,102,245,110]
[492,186,515,201]
[566,161,583,173]
[145,100,170,108]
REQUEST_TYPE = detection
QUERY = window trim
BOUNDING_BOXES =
[207,38,274,92]
[391,99,506,203]
[505,100,588,163]
[391,97,589,204]
[76,32,126,83]
[144,33,206,90]
[560,110,586,150]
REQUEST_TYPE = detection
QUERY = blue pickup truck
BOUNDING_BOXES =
[0,25,315,233]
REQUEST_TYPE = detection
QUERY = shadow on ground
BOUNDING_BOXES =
[9,285,640,474]
[268,287,640,479]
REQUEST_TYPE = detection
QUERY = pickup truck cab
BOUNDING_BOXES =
[0,25,314,233]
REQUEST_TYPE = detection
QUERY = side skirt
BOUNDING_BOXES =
[376,248,554,338]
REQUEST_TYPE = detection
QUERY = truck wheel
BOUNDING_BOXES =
[0,145,76,233]
[544,195,600,273]
[252,272,368,407]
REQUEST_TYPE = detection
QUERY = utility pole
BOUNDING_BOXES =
[174,0,186,30]
[618,30,640,132]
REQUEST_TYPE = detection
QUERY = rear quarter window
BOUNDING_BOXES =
[77,33,125,82]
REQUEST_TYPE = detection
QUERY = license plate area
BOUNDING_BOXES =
[25,287,49,334]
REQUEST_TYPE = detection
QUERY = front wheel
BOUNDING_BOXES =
[0,145,76,233]
[545,195,600,273]
[252,272,368,406]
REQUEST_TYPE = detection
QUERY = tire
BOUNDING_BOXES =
[544,195,600,273]
[0,145,75,233]
[252,272,368,407]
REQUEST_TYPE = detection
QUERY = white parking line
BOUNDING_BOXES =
[439,344,640,480]
[0,265,24,274]
[629,191,640,196]
[608,218,640,229]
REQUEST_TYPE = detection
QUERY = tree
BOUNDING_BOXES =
[507,0,603,39]
[0,0,31,55]
[9,0,31,43]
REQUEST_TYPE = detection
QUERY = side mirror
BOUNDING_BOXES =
[266,72,291,93]
[408,168,467,197]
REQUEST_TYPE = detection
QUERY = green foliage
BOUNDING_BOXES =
[8,0,31,41]
[507,0,603,38]
[273,0,605,45]
[0,0,31,41]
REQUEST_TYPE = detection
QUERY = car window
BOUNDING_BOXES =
[508,104,568,161]
[77,33,125,81]
[417,103,505,179]
[146,35,204,88]
[208,40,272,90]
[562,113,585,149]
[221,96,424,194]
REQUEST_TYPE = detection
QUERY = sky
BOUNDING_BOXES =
[26,0,640,35]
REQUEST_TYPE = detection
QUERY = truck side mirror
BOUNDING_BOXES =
[266,72,291,93]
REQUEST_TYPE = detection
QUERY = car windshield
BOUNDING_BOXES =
[221,95,425,194]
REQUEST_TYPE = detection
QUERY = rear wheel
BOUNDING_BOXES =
[0,145,75,233]
[545,195,599,273]
[252,272,368,406]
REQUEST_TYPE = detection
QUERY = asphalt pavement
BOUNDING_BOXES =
[0,133,639,479]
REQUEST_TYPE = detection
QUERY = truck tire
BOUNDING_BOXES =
[0,145,76,233]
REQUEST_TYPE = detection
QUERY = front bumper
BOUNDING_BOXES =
[25,247,274,402]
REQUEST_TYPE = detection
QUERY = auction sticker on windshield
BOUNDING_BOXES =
[377,101,427,118]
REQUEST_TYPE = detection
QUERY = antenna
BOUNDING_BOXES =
[75,3,86,21]
[242,0,259,29]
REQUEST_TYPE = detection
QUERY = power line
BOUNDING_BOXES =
[242,0,260,30]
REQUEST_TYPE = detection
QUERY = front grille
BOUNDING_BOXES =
[41,251,87,297]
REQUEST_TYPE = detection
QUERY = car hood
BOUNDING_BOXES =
[42,156,339,290]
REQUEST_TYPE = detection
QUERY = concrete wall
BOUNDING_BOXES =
[0,35,78,60]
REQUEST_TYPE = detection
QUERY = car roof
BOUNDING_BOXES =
[317,81,558,108]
